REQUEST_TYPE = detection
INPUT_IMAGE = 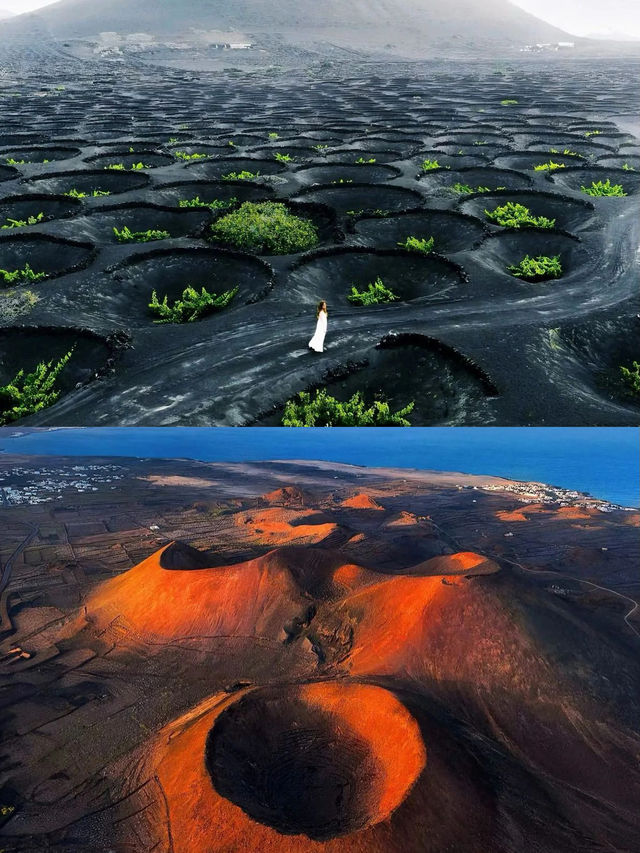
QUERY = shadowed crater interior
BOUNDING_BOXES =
[459,190,595,233]
[107,246,274,323]
[352,209,487,253]
[0,327,112,393]
[418,166,532,194]
[285,247,466,308]
[0,194,82,225]
[294,183,424,215]
[205,683,425,840]
[26,169,150,196]
[0,233,95,282]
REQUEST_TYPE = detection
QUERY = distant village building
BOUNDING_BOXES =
[209,42,253,50]
[521,41,576,52]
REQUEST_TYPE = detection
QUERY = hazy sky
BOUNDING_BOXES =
[2,0,640,37]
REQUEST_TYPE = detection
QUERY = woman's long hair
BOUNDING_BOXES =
[316,300,328,317]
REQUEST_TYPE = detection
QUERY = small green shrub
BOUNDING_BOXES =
[178,196,238,210]
[221,170,260,181]
[620,361,640,395]
[0,263,47,284]
[149,285,238,324]
[113,226,170,243]
[452,182,491,194]
[282,388,414,427]
[485,202,555,229]
[63,189,110,198]
[274,152,293,163]
[346,208,390,218]
[622,163,637,171]
[174,150,207,161]
[0,348,74,425]
[533,161,566,172]
[268,132,280,140]
[1,213,44,229]
[210,201,318,254]
[6,157,26,165]
[355,157,376,164]
[473,140,487,146]
[500,99,518,105]
[347,277,398,306]
[550,148,582,158]
[584,130,601,138]
[581,179,627,197]
[105,162,147,171]
[507,254,563,281]
[313,144,329,152]
[398,235,434,254]
[421,158,444,171]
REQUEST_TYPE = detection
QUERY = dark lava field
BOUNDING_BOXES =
[0,59,639,426]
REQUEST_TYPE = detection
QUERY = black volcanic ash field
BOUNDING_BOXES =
[0,60,638,426]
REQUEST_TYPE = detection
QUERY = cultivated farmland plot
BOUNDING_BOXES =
[0,61,638,425]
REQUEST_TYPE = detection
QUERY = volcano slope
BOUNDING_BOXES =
[0,58,638,426]
[0,455,639,852]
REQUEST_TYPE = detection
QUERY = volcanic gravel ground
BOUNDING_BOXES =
[0,59,638,425]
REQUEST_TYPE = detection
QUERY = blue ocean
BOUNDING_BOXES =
[0,427,637,507]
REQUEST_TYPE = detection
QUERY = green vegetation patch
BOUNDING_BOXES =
[274,152,293,163]
[63,189,110,198]
[620,361,640,396]
[282,388,414,427]
[421,158,445,171]
[346,208,390,218]
[452,182,493,195]
[179,196,238,210]
[113,226,170,243]
[174,151,207,161]
[507,254,563,282]
[221,170,260,181]
[485,202,555,229]
[0,263,47,285]
[581,179,627,197]
[500,99,518,105]
[105,162,148,171]
[210,201,318,254]
[533,161,566,172]
[1,213,44,229]
[0,348,74,425]
[397,235,435,254]
[550,148,582,158]
[347,277,399,306]
[149,285,238,324]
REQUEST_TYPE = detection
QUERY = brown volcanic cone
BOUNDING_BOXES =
[340,493,384,510]
[77,539,640,851]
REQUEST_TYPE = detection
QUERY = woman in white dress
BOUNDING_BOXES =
[308,300,328,353]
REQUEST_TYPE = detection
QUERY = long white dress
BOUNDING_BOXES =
[308,309,327,352]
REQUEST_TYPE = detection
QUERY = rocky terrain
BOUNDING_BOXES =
[0,454,638,851]
[0,58,638,426]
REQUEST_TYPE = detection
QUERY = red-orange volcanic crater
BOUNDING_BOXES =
[149,682,426,852]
